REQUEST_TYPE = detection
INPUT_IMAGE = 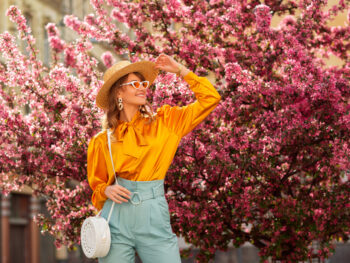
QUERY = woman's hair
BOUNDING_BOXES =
[101,72,157,141]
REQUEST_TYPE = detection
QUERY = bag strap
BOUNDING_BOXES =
[107,128,119,184]
[103,129,119,222]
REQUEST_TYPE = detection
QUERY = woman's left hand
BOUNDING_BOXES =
[154,53,184,74]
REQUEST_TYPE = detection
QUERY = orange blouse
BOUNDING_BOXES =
[87,71,221,210]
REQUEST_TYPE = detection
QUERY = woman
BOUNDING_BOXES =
[87,53,221,263]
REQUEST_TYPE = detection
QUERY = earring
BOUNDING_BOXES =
[118,98,123,111]
[139,105,147,117]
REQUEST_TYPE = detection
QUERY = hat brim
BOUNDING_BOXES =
[96,61,159,110]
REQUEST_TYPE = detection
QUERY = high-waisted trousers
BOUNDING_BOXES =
[98,177,182,263]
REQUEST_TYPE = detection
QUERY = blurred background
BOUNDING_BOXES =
[0,0,349,262]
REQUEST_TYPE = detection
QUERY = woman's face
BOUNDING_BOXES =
[117,73,147,107]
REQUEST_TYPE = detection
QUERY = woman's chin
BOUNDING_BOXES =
[136,97,146,103]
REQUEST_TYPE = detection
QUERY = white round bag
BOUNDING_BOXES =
[81,213,111,258]
[81,129,118,258]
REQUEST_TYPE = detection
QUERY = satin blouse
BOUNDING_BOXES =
[87,71,221,210]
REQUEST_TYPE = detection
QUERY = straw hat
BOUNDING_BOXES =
[96,60,159,110]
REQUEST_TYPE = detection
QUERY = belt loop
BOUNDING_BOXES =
[152,183,163,198]
[151,186,157,198]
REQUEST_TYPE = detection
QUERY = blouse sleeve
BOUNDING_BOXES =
[156,71,221,137]
[87,135,109,211]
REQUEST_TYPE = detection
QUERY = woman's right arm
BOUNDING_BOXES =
[87,134,131,210]
[87,135,109,210]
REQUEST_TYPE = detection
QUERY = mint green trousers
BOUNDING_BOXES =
[99,177,181,263]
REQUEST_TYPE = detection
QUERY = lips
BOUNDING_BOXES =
[136,93,146,98]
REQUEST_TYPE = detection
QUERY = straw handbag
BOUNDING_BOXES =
[81,129,118,258]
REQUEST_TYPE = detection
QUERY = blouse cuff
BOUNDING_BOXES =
[100,184,108,199]
[183,71,199,85]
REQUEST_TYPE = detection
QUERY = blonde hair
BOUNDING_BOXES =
[101,72,157,141]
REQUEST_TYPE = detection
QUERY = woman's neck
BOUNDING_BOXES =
[119,106,139,123]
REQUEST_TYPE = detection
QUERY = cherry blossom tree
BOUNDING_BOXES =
[1,0,350,262]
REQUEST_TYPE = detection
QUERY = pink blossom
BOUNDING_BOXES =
[111,8,126,23]
[45,23,60,37]
[101,51,115,68]
[48,36,65,52]
[254,4,272,33]
[84,14,97,26]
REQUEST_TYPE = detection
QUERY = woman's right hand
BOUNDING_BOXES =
[105,184,131,204]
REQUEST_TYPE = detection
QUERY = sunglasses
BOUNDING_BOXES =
[120,80,150,90]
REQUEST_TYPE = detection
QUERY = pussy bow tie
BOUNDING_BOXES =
[115,120,148,158]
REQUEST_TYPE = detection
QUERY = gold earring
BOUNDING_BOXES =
[139,105,147,117]
[118,98,123,111]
